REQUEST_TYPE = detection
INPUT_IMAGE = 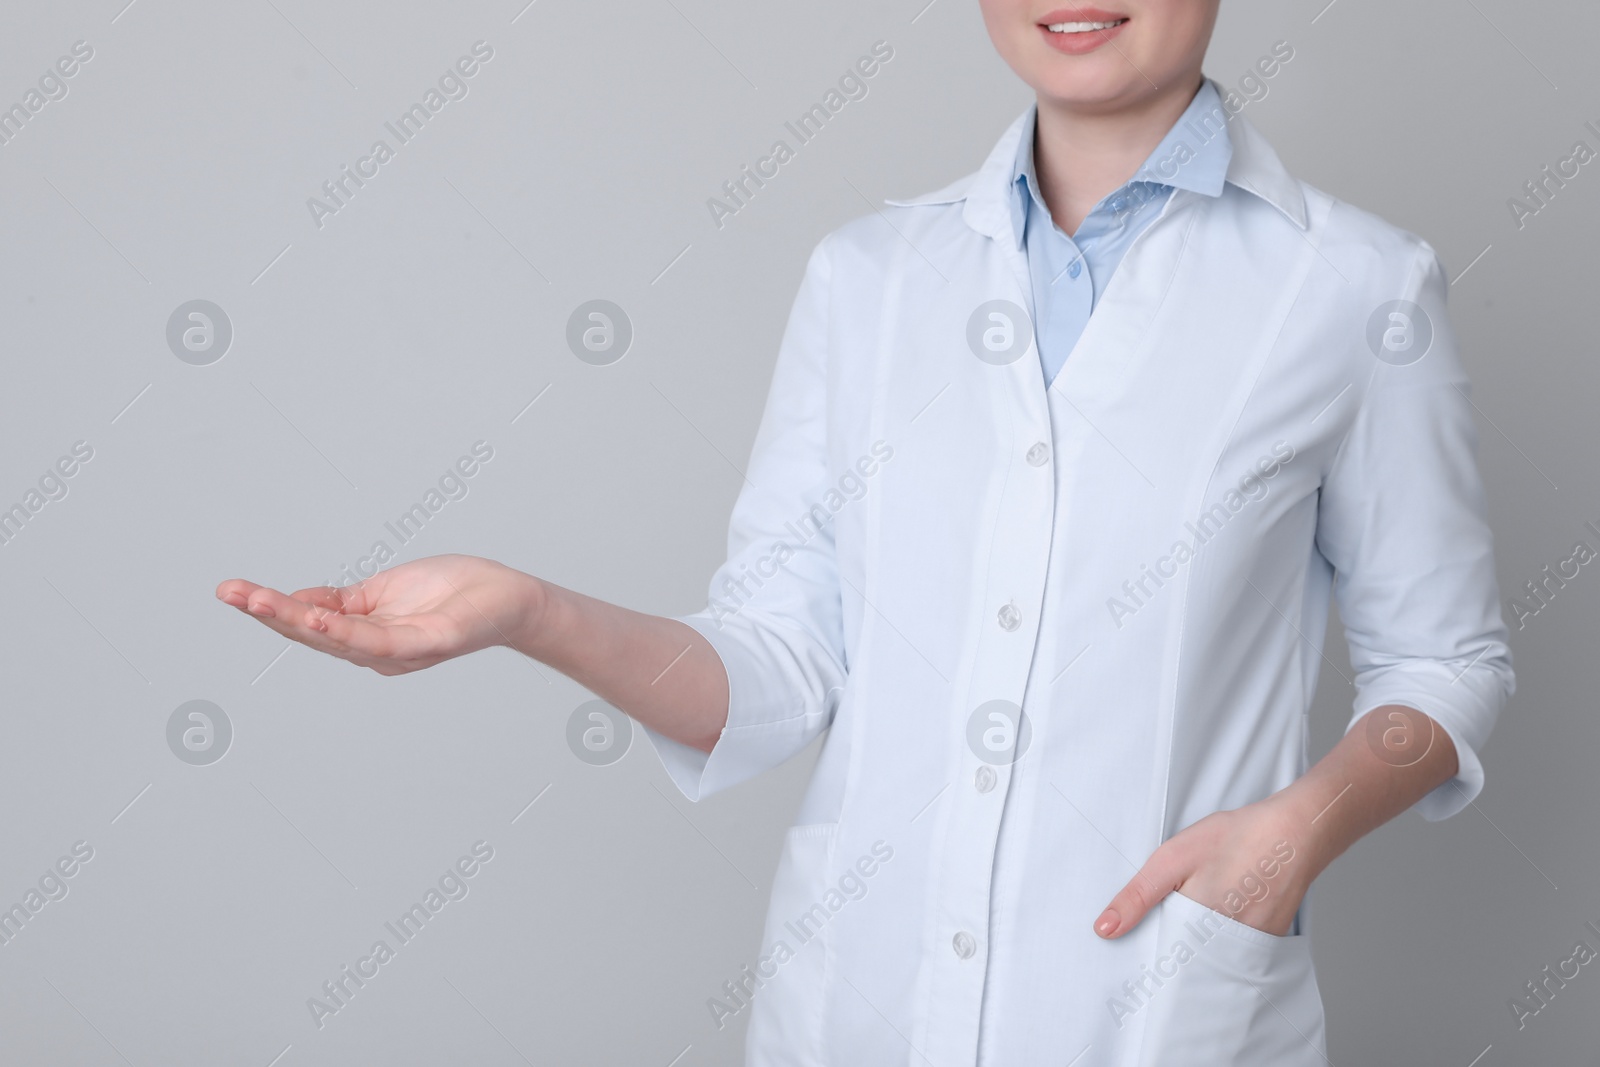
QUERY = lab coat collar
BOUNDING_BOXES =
[884,77,1309,237]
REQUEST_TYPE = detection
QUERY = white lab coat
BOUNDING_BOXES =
[645,97,1513,1066]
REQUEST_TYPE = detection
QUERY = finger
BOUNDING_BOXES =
[1096,848,1191,939]
[294,574,389,618]
[288,585,347,611]
[219,581,345,647]
[315,611,440,661]
[283,584,366,614]
[217,578,422,674]
[225,584,361,652]
[216,580,301,619]
[233,584,313,622]
[216,578,266,610]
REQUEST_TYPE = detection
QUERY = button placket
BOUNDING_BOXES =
[920,259,1055,1065]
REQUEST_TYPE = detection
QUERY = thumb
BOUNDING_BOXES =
[1096,847,1190,940]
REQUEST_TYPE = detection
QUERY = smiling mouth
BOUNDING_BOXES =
[1044,17,1129,33]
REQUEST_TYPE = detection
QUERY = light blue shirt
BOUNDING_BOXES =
[1013,79,1234,386]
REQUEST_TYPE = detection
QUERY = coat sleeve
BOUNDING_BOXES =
[1313,239,1515,821]
[641,235,848,801]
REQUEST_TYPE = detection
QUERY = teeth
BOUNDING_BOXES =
[1046,19,1124,32]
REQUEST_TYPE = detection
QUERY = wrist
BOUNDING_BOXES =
[1271,778,1345,880]
[501,567,555,654]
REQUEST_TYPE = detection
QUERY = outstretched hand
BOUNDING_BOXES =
[215,554,540,675]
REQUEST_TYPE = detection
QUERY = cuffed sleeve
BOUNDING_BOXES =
[641,236,848,802]
[1315,240,1515,821]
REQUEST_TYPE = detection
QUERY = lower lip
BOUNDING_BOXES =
[1037,19,1128,55]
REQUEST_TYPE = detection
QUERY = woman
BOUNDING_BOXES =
[218,3,1513,1063]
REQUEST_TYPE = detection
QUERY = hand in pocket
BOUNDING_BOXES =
[1095,799,1312,939]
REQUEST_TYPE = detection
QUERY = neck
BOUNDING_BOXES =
[1031,73,1204,236]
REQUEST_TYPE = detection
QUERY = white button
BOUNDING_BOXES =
[952,931,977,959]
[1026,442,1049,466]
[974,765,996,793]
[997,602,1021,631]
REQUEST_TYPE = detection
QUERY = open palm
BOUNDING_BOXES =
[215,554,533,675]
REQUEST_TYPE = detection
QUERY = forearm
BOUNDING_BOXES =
[1277,704,1460,881]
[503,572,729,754]
[1098,703,1467,938]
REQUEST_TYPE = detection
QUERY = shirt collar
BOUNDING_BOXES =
[885,76,1309,240]
[1008,79,1234,246]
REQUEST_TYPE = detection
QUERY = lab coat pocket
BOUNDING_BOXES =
[1134,890,1326,1067]
[743,823,839,1067]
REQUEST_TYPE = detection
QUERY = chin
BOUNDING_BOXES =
[1029,64,1152,112]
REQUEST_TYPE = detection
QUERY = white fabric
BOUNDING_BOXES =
[644,98,1514,1067]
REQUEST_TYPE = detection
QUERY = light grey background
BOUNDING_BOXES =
[0,0,1593,1063]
